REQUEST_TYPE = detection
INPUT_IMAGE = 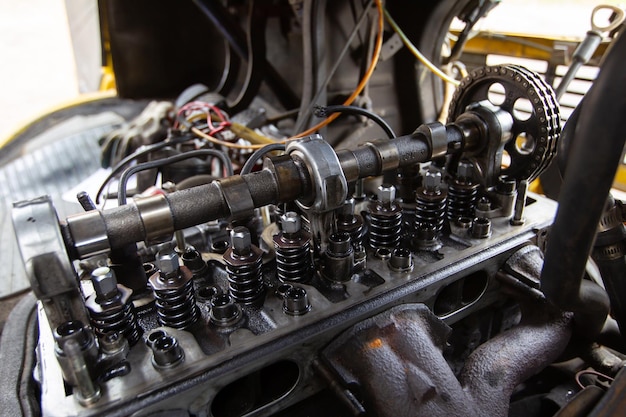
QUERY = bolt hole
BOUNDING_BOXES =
[212,294,232,308]
[56,321,83,337]
[211,240,229,254]
[154,335,176,351]
[513,97,533,121]
[515,132,535,155]
[146,330,167,347]
[487,82,506,106]
[502,150,511,169]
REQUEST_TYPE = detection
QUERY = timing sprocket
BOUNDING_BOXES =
[447,64,561,182]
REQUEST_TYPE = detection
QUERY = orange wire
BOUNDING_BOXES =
[190,0,384,149]
[291,0,384,139]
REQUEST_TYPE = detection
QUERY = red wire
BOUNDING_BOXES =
[174,101,232,134]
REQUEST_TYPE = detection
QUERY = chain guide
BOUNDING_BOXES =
[447,64,561,182]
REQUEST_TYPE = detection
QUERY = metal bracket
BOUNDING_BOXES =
[12,196,90,329]
[287,135,348,213]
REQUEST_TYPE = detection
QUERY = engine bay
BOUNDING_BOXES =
[3,1,626,416]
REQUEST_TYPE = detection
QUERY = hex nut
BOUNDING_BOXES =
[231,226,252,255]
[457,161,474,180]
[281,212,301,234]
[156,250,180,277]
[91,267,118,299]
[377,184,396,204]
[424,170,442,190]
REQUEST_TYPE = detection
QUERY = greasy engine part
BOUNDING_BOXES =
[447,64,561,185]
[321,303,572,417]
[17,53,626,416]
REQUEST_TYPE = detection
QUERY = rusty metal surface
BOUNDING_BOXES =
[323,303,572,417]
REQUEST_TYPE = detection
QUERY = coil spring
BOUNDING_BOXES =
[275,240,312,283]
[89,302,142,346]
[415,191,447,233]
[226,256,264,304]
[337,217,365,248]
[154,279,200,329]
[369,209,403,249]
[447,182,479,221]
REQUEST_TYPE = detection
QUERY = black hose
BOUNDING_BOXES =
[557,98,582,177]
[118,150,233,205]
[315,104,396,139]
[240,143,286,175]
[540,31,626,311]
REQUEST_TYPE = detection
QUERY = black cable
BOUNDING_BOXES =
[95,134,196,203]
[293,0,374,133]
[315,104,396,139]
[118,149,233,205]
[240,143,286,175]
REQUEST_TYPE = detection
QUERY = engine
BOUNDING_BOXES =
[4,1,626,416]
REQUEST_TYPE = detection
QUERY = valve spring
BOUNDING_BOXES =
[275,240,313,283]
[154,279,200,329]
[337,217,365,248]
[226,256,264,304]
[369,210,403,249]
[89,302,142,346]
[415,191,447,233]
[447,182,479,221]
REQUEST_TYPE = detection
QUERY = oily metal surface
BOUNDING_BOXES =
[447,64,561,182]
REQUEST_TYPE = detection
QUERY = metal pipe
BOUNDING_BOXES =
[540,31,626,311]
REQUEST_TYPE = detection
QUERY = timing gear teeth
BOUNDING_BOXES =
[447,64,561,182]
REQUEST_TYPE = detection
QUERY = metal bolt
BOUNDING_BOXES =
[76,191,96,211]
[377,184,396,204]
[91,267,119,299]
[457,161,474,181]
[64,339,101,406]
[156,249,180,277]
[231,226,252,255]
[424,170,442,191]
[281,212,301,234]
